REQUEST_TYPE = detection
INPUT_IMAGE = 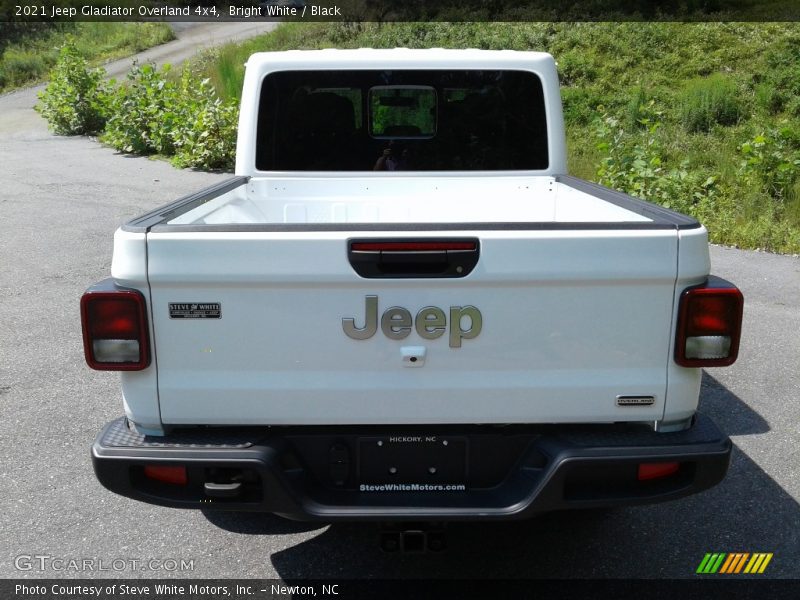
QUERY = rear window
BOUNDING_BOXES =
[255,70,548,171]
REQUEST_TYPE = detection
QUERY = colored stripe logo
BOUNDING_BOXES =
[696,553,773,574]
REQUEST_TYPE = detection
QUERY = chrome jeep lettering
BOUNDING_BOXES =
[342,296,482,348]
[342,295,378,340]
[449,305,482,348]
[415,307,446,339]
[381,306,413,340]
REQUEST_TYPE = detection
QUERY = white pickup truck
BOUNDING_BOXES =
[85,49,743,526]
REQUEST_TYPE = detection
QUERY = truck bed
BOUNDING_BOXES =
[164,176,655,226]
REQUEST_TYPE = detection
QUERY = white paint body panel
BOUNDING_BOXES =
[109,50,712,431]
[110,229,161,432]
[144,229,682,426]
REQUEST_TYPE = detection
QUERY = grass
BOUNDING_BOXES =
[0,22,174,93]
[679,74,743,133]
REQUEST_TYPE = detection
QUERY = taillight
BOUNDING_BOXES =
[81,281,150,371]
[675,277,743,367]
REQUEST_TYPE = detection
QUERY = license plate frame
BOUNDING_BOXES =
[358,435,467,486]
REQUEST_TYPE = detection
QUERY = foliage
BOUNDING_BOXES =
[592,105,800,252]
[369,88,436,136]
[738,127,800,201]
[594,105,719,216]
[37,34,238,170]
[170,70,238,170]
[0,23,174,93]
[103,62,179,155]
[760,35,800,117]
[678,74,743,133]
[36,22,800,252]
[100,62,237,170]
[35,40,109,136]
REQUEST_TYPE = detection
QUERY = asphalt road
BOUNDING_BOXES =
[1,26,799,582]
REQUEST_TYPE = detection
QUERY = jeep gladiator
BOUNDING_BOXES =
[84,49,743,523]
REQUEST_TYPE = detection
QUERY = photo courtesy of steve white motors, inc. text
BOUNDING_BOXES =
[14,582,342,597]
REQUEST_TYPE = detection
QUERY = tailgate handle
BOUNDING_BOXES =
[348,239,479,278]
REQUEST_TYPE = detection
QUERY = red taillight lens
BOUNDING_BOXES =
[143,465,188,485]
[675,278,743,368]
[638,462,680,481]
[87,298,141,340]
[81,285,150,371]
[686,296,737,336]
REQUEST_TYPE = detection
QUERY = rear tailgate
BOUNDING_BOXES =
[146,228,679,426]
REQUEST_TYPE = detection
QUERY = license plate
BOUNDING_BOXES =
[358,435,466,485]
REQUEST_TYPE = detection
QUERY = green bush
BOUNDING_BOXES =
[594,109,719,215]
[103,62,179,155]
[679,74,743,133]
[35,40,109,136]
[171,70,238,170]
[738,127,800,200]
[100,63,237,169]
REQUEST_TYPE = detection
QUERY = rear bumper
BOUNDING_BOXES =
[92,414,731,521]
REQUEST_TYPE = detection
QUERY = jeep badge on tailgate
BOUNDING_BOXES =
[342,295,482,348]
